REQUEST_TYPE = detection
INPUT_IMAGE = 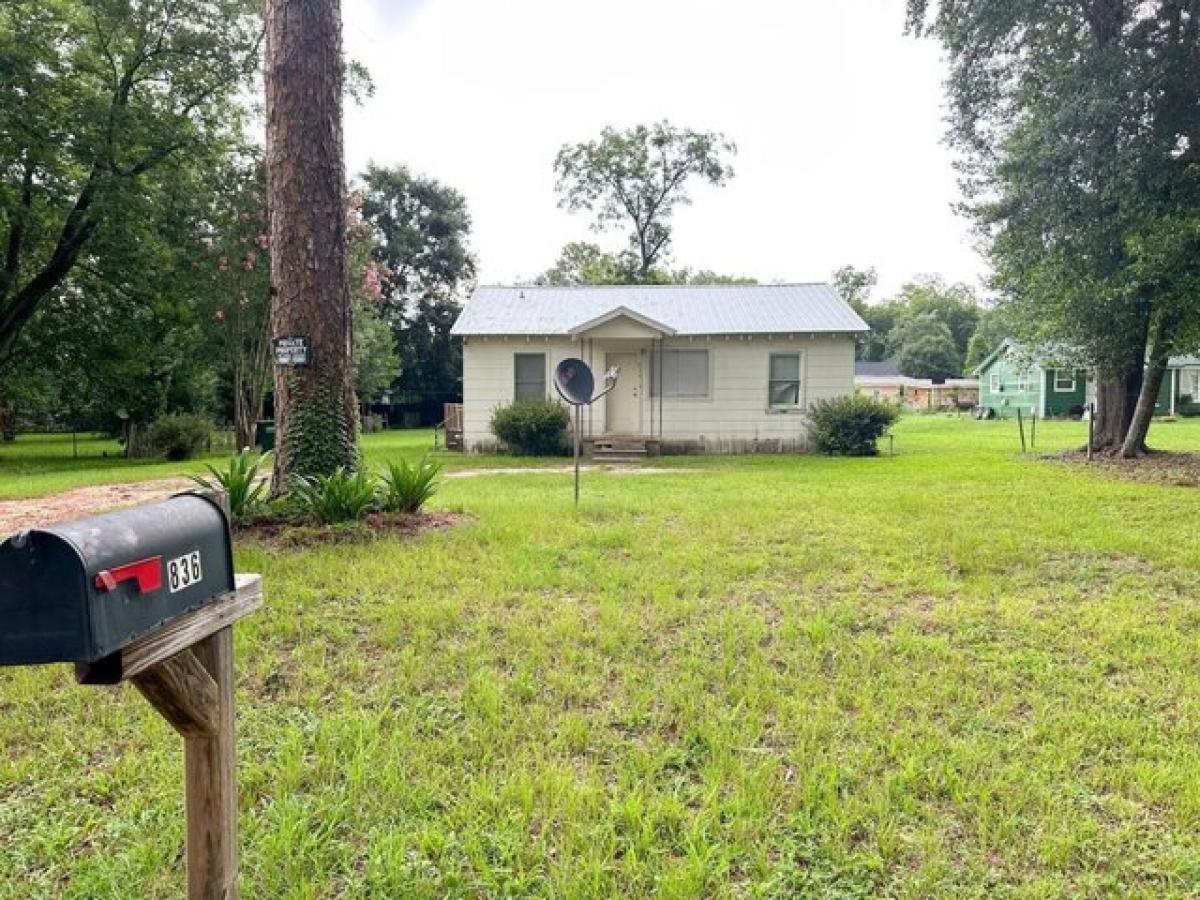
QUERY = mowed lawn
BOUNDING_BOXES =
[2,416,1200,897]
[0,428,532,500]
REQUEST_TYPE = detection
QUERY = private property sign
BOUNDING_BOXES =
[273,335,310,366]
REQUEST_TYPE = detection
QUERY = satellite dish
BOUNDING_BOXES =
[554,358,595,406]
[550,357,620,507]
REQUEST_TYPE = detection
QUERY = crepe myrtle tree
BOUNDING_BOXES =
[554,121,736,280]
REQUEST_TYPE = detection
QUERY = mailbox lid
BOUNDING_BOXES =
[46,492,235,661]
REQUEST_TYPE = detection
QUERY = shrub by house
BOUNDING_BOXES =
[808,395,898,456]
[490,400,569,456]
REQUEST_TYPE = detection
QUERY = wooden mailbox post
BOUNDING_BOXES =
[0,492,259,897]
[76,573,263,899]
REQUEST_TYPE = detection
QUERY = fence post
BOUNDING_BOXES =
[1030,412,1037,449]
[1087,403,1094,460]
[1017,408,1027,453]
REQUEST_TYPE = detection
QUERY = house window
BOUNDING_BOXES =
[768,353,802,407]
[513,352,546,401]
[1054,369,1076,392]
[650,349,709,398]
[1016,370,1029,392]
[989,372,1000,392]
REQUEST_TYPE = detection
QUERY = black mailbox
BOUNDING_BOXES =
[0,493,235,665]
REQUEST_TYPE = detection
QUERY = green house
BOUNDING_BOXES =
[974,339,1198,419]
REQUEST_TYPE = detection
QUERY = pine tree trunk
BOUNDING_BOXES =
[264,0,358,491]
[1121,314,1168,458]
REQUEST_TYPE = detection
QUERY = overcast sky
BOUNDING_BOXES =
[342,0,986,299]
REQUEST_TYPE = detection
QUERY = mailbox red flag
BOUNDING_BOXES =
[94,556,163,594]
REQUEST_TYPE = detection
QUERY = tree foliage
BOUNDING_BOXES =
[347,193,400,407]
[358,165,475,418]
[834,266,984,371]
[907,0,1200,454]
[554,121,736,279]
[891,314,962,381]
[0,0,262,366]
[536,241,755,287]
[536,242,633,286]
[192,153,272,449]
[832,265,878,314]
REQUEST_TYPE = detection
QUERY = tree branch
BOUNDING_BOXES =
[0,155,35,302]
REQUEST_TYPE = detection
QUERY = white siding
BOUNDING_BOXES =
[644,335,854,451]
[461,336,582,450]
[461,334,856,452]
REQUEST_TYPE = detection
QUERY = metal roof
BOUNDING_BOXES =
[975,339,1200,374]
[855,360,901,378]
[450,284,869,336]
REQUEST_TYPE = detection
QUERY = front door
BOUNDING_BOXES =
[605,351,642,434]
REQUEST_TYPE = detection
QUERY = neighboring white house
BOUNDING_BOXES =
[854,360,980,410]
[449,284,868,453]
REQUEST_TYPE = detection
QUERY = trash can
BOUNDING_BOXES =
[255,420,276,452]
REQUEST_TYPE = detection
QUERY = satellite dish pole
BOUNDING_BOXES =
[553,358,620,507]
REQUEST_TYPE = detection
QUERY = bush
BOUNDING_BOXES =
[189,449,271,521]
[808,395,898,456]
[290,468,378,524]
[380,456,442,514]
[145,413,214,461]
[490,400,570,456]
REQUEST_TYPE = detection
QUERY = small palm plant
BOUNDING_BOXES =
[190,449,271,521]
[380,456,443,514]
[290,468,378,524]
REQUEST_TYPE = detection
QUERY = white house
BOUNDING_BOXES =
[449,284,868,454]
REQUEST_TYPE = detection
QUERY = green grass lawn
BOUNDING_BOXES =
[2,416,1200,897]
[0,428,547,500]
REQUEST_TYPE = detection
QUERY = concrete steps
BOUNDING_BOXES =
[592,436,649,463]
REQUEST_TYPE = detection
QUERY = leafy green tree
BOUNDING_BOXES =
[832,265,884,360]
[358,165,475,419]
[537,241,755,287]
[353,302,399,408]
[5,147,230,440]
[891,314,961,380]
[191,154,272,449]
[907,0,1200,455]
[0,0,261,366]
[832,265,878,314]
[347,194,399,409]
[962,333,992,375]
[897,276,980,360]
[554,121,736,280]
[536,242,631,286]
[856,300,908,363]
[669,268,757,286]
[963,307,1011,374]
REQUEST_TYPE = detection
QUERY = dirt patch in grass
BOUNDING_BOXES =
[1048,448,1200,487]
[0,477,192,533]
[446,465,696,478]
[236,509,464,548]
